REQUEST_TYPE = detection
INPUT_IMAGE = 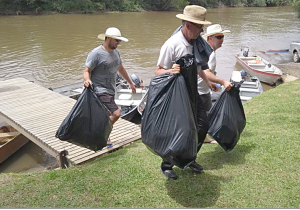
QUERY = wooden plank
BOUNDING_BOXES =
[69,131,141,160]
[0,78,143,167]
[72,136,141,165]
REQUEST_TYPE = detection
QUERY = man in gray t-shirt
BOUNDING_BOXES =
[83,27,136,145]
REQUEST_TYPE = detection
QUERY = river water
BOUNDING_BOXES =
[0,6,299,173]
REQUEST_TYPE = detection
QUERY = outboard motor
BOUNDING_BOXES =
[241,46,249,57]
[240,69,247,79]
[130,74,141,87]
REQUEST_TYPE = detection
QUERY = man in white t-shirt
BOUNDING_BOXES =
[155,5,218,180]
[198,24,233,144]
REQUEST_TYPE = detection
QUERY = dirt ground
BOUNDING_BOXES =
[275,62,300,78]
[274,62,300,83]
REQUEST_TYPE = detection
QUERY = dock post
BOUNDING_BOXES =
[59,150,69,168]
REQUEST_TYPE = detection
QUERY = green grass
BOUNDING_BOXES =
[1,79,300,208]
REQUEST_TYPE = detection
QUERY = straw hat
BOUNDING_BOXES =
[176,5,211,25]
[203,24,230,39]
[98,27,128,42]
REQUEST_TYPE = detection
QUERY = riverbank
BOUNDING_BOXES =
[0,0,293,16]
[1,77,300,208]
[275,62,300,82]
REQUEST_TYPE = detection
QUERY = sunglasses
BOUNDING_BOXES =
[115,39,122,43]
[214,35,224,39]
[190,22,204,30]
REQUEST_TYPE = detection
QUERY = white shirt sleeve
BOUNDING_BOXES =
[157,42,174,70]
[208,51,217,74]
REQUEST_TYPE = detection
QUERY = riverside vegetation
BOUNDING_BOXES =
[1,0,299,15]
[0,78,300,208]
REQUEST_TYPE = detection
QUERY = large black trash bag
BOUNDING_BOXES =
[176,55,209,152]
[142,54,204,168]
[55,87,112,151]
[207,85,246,152]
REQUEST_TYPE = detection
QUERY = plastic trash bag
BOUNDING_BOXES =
[176,55,209,152]
[207,85,246,152]
[142,54,207,168]
[55,87,112,151]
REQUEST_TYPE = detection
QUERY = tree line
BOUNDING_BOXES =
[0,0,299,16]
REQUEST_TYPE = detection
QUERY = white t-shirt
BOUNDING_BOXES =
[197,50,216,94]
[157,30,193,69]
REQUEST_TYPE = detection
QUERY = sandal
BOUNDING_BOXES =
[104,143,113,148]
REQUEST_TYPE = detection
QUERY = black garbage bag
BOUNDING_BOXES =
[207,85,246,152]
[141,73,197,168]
[142,54,208,168]
[176,55,209,152]
[55,87,112,151]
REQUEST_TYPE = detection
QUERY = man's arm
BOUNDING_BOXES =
[155,64,181,76]
[83,66,93,88]
[118,64,136,94]
[198,69,218,92]
[204,69,233,91]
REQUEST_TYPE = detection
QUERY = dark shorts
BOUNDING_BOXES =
[199,93,212,113]
[96,93,119,113]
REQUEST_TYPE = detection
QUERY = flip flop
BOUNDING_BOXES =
[104,143,113,149]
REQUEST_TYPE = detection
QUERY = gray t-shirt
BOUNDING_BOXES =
[85,45,121,95]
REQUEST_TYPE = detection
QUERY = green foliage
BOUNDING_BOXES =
[188,0,209,8]
[141,0,188,10]
[252,0,267,6]
[292,0,300,17]
[0,0,297,14]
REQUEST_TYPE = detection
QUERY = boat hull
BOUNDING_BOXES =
[121,106,141,124]
[235,55,282,85]
[230,71,264,104]
[0,125,29,164]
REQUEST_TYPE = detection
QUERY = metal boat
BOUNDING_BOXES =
[231,70,264,103]
[235,53,282,85]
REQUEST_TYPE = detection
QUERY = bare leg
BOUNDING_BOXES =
[204,136,218,144]
[109,109,121,125]
[106,109,121,145]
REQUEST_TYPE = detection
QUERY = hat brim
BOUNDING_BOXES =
[203,30,230,38]
[176,14,211,25]
[97,34,129,42]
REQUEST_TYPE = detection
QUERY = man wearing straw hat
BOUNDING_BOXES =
[199,24,233,144]
[83,27,136,147]
[155,5,218,179]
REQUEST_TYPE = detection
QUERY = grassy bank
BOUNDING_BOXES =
[1,79,300,208]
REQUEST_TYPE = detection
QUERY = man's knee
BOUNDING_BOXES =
[112,109,121,120]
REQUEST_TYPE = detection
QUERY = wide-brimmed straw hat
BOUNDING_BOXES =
[203,24,230,39]
[98,27,128,42]
[176,5,211,25]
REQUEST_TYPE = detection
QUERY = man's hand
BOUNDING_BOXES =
[223,81,233,91]
[84,79,93,88]
[170,64,180,75]
[130,84,136,94]
[208,81,218,92]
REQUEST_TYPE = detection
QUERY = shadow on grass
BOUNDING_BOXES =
[165,144,255,208]
[166,171,227,208]
[199,144,256,170]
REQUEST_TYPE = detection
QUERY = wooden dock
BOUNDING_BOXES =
[0,78,141,167]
